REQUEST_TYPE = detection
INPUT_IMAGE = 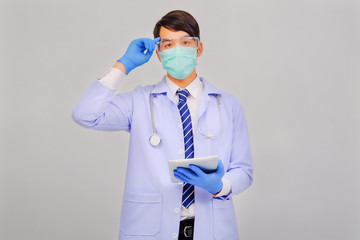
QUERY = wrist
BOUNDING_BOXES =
[212,189,222,196]
[117,57,133,74]
[212,178,232,197]
[112,61,127,75]
[210,181,223,195]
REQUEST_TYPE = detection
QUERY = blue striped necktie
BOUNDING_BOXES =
[177,89,195,208]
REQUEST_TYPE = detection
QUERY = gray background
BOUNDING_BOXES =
[1,0,359,239]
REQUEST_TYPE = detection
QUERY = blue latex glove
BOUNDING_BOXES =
[174,160,225,194]
[117,37,161,74]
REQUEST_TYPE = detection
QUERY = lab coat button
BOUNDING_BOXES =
[172,233,178,238]
[179,123,182,129]
[178,150,184,155]
[174,207,179,213]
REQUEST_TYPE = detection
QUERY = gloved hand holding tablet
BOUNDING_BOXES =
[169,155,224,194]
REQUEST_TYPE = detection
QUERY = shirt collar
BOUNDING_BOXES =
[165,75,203,100]
[151,75,223,97]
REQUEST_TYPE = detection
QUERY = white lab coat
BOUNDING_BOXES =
[72,76,253,240]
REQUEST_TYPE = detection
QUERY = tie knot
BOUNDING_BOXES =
[177,89,190,102]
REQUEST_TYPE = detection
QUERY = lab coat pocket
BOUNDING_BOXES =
[120,192,163,236]
[212,198,239,240]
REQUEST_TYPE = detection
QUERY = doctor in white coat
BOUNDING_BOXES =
[72,10,253,240]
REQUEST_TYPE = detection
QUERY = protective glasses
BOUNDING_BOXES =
[156,36,199,52]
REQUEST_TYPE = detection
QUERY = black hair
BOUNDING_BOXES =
[153,10,200,40]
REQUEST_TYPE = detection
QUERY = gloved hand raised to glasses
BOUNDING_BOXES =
[174,160,225,194]
[117,37,161,74]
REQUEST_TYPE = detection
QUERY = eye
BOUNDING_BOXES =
[180,39,196,47]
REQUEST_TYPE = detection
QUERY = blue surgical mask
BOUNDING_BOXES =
[159,46,197,79]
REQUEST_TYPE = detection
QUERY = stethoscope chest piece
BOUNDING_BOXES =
[149,133,161,147]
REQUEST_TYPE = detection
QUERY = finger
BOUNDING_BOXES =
[144,39,156,56]
[216,160,224,174]
[148,38,156,52]
[174,171,185,181]
[144,46,155,59]
[189,164,205,177]
[176,167,197,179]
[174,170,192,183]
[174,170,188,181]
[143,39,150,53]
[146,38,155,53]
[135,38,146,50]
[153,37,161,44]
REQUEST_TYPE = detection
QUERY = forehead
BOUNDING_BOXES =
[159,27,190,39]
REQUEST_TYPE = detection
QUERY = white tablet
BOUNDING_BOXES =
[168,155,218,183]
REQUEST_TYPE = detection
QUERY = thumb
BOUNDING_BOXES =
[144,47,155,61]
[216,160,224,174]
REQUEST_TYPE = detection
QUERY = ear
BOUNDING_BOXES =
[156,50,161,62]
[197,42,203,57]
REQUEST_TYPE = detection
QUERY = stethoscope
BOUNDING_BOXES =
[149,93,224,147]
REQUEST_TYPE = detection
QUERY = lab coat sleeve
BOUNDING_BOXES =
[72,80,133,132]
[223,97,254,198]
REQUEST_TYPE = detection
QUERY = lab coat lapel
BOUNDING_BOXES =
[197,77,223,120]
[151,76,176,104]
[152,76,223,119]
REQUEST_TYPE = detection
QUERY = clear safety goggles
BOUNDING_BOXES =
[156,36,199,52]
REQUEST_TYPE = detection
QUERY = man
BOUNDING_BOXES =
[72,10,253,240]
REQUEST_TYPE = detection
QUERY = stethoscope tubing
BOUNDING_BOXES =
[149,93,223,147]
